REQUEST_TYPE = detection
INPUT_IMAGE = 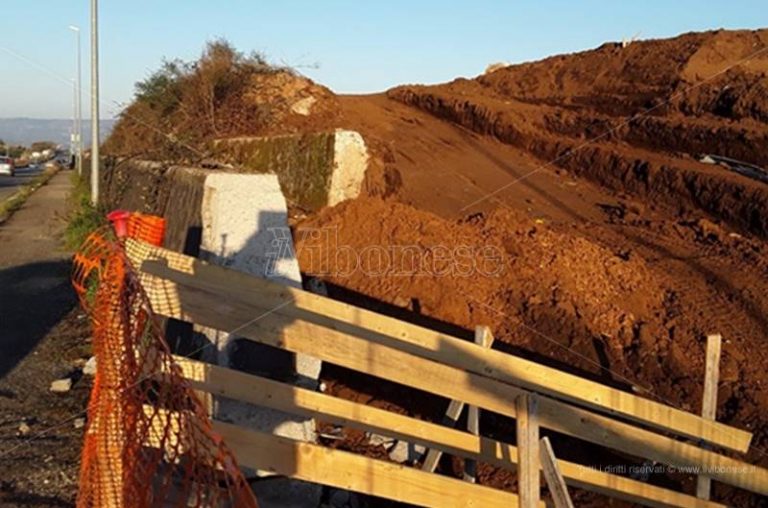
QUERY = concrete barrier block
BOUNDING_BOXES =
[212,130,369,211]
[201,173,303,287]
[329,130,369,206]
[198,172,322,505]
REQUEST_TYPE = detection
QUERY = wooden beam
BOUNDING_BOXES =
[136,262,768,497]
[172,356,726,508]
[517,394,540,508]
[127,240,752,454]
[540,437,574,508]
[221,422,528,508]
[421,400,464,472]
[700,335,722,423]
[465,326,493,482]
[422,326,494,477]
[697,334,722,500]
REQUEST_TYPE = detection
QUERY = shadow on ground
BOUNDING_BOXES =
[0,260,76,378]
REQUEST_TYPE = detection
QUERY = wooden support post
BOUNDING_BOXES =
[464,326,493,483]
[517,393,540,508]
[421,401,464,473]
[422,326,494,477]
[697,334,722,500]
[539,437,574,508]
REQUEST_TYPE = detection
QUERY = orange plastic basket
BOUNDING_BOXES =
[107,210,166,247]
[127,213,166,246]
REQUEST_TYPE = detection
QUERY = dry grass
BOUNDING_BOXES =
[104,40,291,160]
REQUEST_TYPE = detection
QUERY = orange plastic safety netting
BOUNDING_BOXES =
[72,215,258,508]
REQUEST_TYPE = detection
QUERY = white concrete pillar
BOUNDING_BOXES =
[198,172,322,507]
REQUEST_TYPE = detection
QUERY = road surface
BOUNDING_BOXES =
[0,164,45,202]
[0,169,74,367]
[0,170,88,506]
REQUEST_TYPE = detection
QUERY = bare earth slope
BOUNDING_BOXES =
[385,29,768,237]
[295,29,768,507]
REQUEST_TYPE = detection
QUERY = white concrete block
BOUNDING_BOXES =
[201,173,302,288]
[200,171,322,382]
[198,172,322,505]
[328,130,369,206]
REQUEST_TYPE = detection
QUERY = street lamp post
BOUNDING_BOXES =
[68,25,82,176]
[71,79,77,163]
[90,0,99,205]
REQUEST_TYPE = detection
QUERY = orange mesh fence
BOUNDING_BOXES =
[72,213,258,508]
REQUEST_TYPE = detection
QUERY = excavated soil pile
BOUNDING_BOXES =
[285,29,768,507]
[387,29,768,237]
[294,198,768,506]
[296,198,667,362]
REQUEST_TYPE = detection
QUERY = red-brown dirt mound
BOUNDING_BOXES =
[294,197,768,506]
[386,29,768,237]
[296,198,667,353]
[476,29,768,122]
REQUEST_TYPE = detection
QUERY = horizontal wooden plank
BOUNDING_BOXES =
[144,406,528,508]
[125,239,751,453]
[172,357,725,508]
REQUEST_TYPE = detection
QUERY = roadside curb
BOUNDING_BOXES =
[0,166,61,226]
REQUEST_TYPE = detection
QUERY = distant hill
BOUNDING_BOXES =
[0,118,116,147]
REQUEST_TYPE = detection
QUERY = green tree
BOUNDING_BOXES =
[8,146,25,158]
[30,141,56,152]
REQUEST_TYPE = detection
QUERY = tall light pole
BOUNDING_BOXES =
[89,0,99,205]
[71,79,77,160]
[68,25,83,176]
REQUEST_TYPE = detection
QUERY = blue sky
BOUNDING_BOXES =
[1,1,766,119]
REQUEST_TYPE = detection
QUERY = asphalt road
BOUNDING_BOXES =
[0,164,45,202]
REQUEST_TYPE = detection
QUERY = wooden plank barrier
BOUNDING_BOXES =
[123,240,767,504]
[134,258,768,497]
[125,239,752,454]
[169,357,726,508]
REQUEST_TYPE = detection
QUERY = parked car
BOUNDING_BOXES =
[0,157,15,177]
[55,153,74,169]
